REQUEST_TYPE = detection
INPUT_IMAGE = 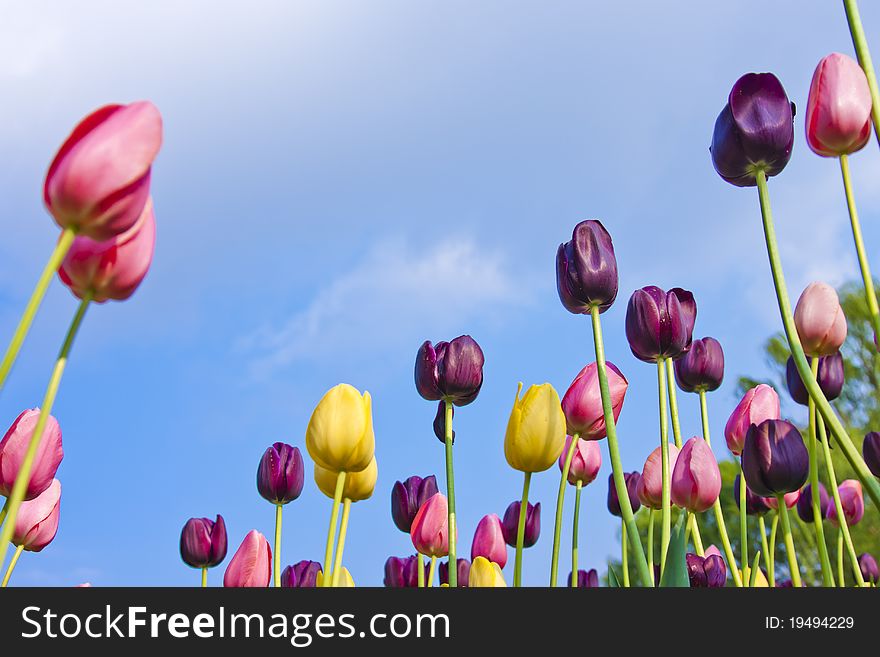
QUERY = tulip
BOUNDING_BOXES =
[607,472,641,517]
[439,558,470,587]
[470,514,508,569]
[742,420,809,496]
[257,442,304,505]
[383,556,424,588]
[44,101,163,241]
[561,362,627,439]
[414,336,484,406]
[741,564,769,587]
[732,474,772,515]
[468,556,506,587]
[686,553,727,588]
[797,483,830,523]
[179,514,227,568]
[673,337,724,393]
[765,489,800,510]
[391,475,439,533]
[432,401,453,444]
[317,567,354,587]
[624,286,696,363]
[314,457,378,502]
[410,493,449,558]
[12,479,61,552]
[556,220,619,314]
[858,553,879,584]
[305,383,374,473]
[559,435,602,486]
[223,530,272,587]
[785,353,844,405]
[828,479,865,527]
[281,560,322,588]
[862,432,880,478]
[806,53,872,157]
[723,384,781,456]
[501,500,540,548]
[0,409,63,500]
[568,569,599,588]
[58,199,156,303]
[710,72,794,187]
[671,438,721,513]
[504,383,566,473]
[793,282,847,357]
[638,443,680,509]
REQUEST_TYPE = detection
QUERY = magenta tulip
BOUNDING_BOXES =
[637,442,680,509]
[410,493,449,558]
[561,361,627,439]
[828,479,865,527]
[793,282,847,357]
[223,530,272,587]
[179,515,227,569]
[671,437,722,512]
[559,435,602,486]
[470,514,508,568]
[723,384,780,456]
[0,409,63,500]
[12,479,61,552]
[806,53,872,157]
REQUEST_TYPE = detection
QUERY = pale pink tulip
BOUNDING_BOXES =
[671,437,722,513]
[559,435,602,485]
[806,53,872,157]
[794,282,847,357]
[470,514,507,568]
[723,384,780,456]
[637,442,680,509]
[223,530,272,587]
[13,479,61,552]
[0,409,63,500]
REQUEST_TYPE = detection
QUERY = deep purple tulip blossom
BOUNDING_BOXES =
[256,442,305,505]
[281,560,322,588]
[391,475,439,533]
[733,474,772,516]
[625,286,696,363]
[556,220,619,314]
[415,336,484,407]
[742,419,809,497]
[797,483,830,523]
[501,500,541,548]
[785,353,844,405]
[607,472,641,517]
[862,432,880,478]
[686,553,727,587]
[673,337,724,393]
[180,515,228,568]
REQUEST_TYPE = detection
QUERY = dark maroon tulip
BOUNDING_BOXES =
[383,555,425,588]
[742,419,809,497]
[415,336,484,407]
[863,432,880,478]
[673,337,724,393]
[432,401,454,444]
[281,560,322,588]
[391,475,439,533]
[439,558,470,587]
[711,72,795,187]
[256,442,304,505]
[625,286,696,363]
[500,500,541,548]
[556,220,618,315]
[686,553,727,588]
[775,579,794,588]
[180,515,227,568]
[733,474,771,516]
[568,568,599,588]
[607,472,641,517]
[796,483,830,523]
[785,353,844,406]
[858,553,879,584]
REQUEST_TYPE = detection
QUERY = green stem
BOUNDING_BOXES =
[571,480,582,587]
[273,504,283,587]
[331,498,351,587]
[749,552,761,588]
[769,513,779,587]
[808,357,835,586]
[759,515,771,586]
[621,519,629,587]
[417,553,425,588]
[658,359,672,579]
[0,499,8,530]
[688,513,704,556]
[838,528,846,587]
[0,227,77,394]
[0,294,91,570]
[738,460,748,587]
[590,306,652,587]
[443,401,457,588]
[1,545,24,587]
[665,358,683,449]
[844,0,880,149]
[514,471,531,587]
[201,567,208,588]
[428,555,437,587]
[550,433,578,586]
[321,471,346,587]
[777,496,802,587]
[647,508,654,585]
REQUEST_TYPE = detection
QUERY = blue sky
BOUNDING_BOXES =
[1,1,879,586]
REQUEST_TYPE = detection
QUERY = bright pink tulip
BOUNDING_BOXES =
[561,361,627,439]
[723,384,780,456]
[806,53,872,157]
[410,493,449,558]
[671,437,721,513]
[44,102,162,241]
[559,435,602,485]
[13,479,61,552]
[470,514,508,568]
[765,489,800,510]
[223,530,272,587]
[704,544,723,561]
[829,479,865,527]
[637,442,680,509]
[0,409,63,500]
[793,282,847,357]
[58,199,156,303]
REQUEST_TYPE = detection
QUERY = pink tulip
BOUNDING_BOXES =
[806,53,872,157]
[829,479,865,527]
[0,409,63,500]
[44,101,163,241]
[559,435,602,485]
[723,384,780,456]
[13,479,61,552]
[637,442,680,509]
[470,514,508,568]
[671,437,721,513]
[410,492,449,558]
[765,489,800,510]
[561,361,627,439]
[58,199,156,303]
[223,530,272,587]
[704,544,723,562]
[793,282,847,357]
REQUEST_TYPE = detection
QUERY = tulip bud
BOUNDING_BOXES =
[710,72,794,187]
[468,556,506,587]
[305,383,375,473]
[828,479,865,527]
[439,558,470,587]
[470,514,508,568]
[624,286,696,363]
[0,409,63,500]
[638,443,680,509]
[733,474,772,515]
[314,457,378,502]
[742,419,809,497]
[796,483,830,523]
[432,401,454,444]
[391,475,439,533]
[223,530,272,587]
[410,493,449,558]
[607,472,641,517]
[862,432,880,478]
[858,553,879,584]
[723,384,781,456]
[281,560,322,588]
[256,442,304,505]
[806,53,872,157]
[686,553,727,588]
[12,479,61,552]
[44,101,162,241]
[765,489,800,510]
[568,568,599,588]
[414,336,484,406]
[561,362,628,439]
[793,282,847,357]
[785,353,844,406]
[741,564,769,587]
[501,500,541,548]
[559,435,602,487]
[673,337,724,393]
[556,220,619,314]
[383,555,424,588]
[179,514,227,568]
[504,383,567,473]
[317,567,355,587]
[671,438,722,513]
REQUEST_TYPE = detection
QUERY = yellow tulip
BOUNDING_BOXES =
[469,556,507,587]
[504,382,566,473]
[314,457,378,502]
[317,567,355,587]
[306,383,375,473]
[741,565,769,587]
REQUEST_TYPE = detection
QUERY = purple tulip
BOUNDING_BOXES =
[281,560,322,588]
[180,515,228,568]
[568,568,599,588]
[383,555,425,588]
[863,432,880,478]
[439,558,470,587]
[470,514,507,568]
[733,474,771,515]
[686,553,727,587]
[625,286,696,363]
[858,553,879,584]
[256,442,304,505]
[742,419,809,497]
[432,401,454,444]
[673,337,724,393]
[607,472,641,517]
[501,500,541,548]
[796,483,830,523]
[710,72,795,187]
[414,336,484,407]
[556,220,619,315]
[785,353,844,405]
[391,474,440,533]
[828,479,865,527]
[671,437,722,513]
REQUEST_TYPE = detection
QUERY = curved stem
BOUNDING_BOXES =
[749,552,762,588]
[0,499,8,530]
[646,508,654,585]
[777,496,802,588]
[1,545,24,588]
[331,498,351,587]
[738,460,748,587]
[428,555,437,588]
[769,513,779,587]
[688,513,704,556]
[417,554,425,588]
[201,567,208,588]
[273,504,283,587]
[838,528,846,587]
[443,401,457,588]
[571,480,582,587]
[807,357,835,586]
[550,433,578,586]
[844,0,880,149]
[321,471,346,587]
[621,519,629,587]
[0,227,77,394]
[658,359,672,578]
[0,294,91,570]
[759,515,771,585]
[514,471,531,587]
[665,358,683,449]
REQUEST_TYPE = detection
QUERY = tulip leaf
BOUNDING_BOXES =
[659,514,690,588]
[607,563,622,588]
